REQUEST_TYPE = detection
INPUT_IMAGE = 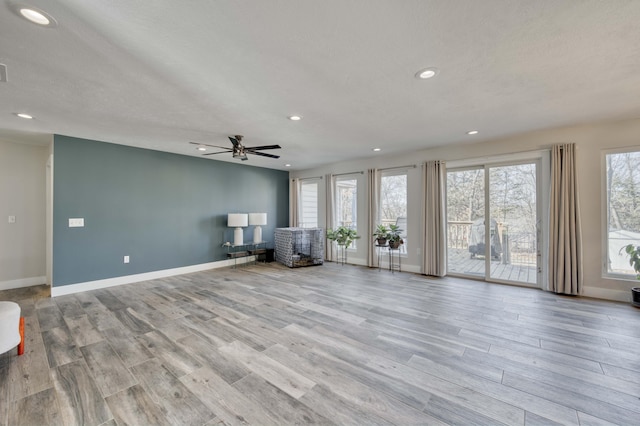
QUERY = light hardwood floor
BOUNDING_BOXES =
[1,262,639,425]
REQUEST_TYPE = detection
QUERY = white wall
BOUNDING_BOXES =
[291,117,640,302]
[0,138,49,289]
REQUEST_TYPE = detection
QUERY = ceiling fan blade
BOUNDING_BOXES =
[243,145,281,151]
[228,136,240,148]
[246,150,280,159]
[189,142,231,150]
[203,150,232,156]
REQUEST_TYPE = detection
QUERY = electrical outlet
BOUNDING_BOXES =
[69,218,84,227]
[8,215,16,224]
[124,255,130,264]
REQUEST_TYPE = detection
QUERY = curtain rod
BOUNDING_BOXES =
[332,171,364,177]
[378,164,417,172]
[446,148,550,169]
[292,176,323,181]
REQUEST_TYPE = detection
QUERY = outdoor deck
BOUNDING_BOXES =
[448,248,537,284]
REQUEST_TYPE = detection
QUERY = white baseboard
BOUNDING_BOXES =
[51,257,255,297]
[582,286,631,303]
[0,276,46,291]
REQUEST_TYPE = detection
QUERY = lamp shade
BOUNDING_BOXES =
[248,213,267,226]
[228,213,248,227]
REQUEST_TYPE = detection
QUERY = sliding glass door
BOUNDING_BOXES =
[447,168,486,278]
[447,161,540,286]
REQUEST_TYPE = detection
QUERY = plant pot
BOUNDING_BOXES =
[376,238,387,246]
[389,241,402,249]
[632,287,640,308]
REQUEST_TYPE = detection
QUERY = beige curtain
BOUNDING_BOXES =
[367,169,380,267]
[422,160,447,276]
[549,144,583,295]
[289,178,298,227]
[325,174,335,261]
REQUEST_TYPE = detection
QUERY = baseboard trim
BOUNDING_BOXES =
[0,276,47,291]
[51,257,255,297]
[582,286,631,303]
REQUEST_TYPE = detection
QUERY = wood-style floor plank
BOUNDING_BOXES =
[51,360,113,425]
[80,340,138,397]
[63,314,105,347]
[105,384,170,426]
[231,373,332,425]
[218,340,316,399]
[41,326,83,368]
[7,387,63,426]
[5,315,52,401]
[135,330,202,378]
[130,358,215,425]
[263,343,443,425]
[2,262,640,425]
[180,366,281,426]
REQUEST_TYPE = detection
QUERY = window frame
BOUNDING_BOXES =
[446,150,549,290]
[298,178,320,228]
[379,169,408,254]
[601,146,640,280]
[334,175,359,249]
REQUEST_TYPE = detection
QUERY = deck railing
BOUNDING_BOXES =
[447,221,536,266]
[447,221,473,249]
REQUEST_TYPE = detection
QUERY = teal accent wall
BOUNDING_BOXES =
[53,135,289,287]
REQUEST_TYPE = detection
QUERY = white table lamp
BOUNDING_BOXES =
[228,213,248,246]
[249,213,267,243]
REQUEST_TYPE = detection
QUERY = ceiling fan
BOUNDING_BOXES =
[190,135,281,161]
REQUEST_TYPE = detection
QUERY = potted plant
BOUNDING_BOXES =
[387,224,404,249]
[373,224,389,246]
[326,226,360,249]
[622,244,640,308]
[327,226,360,265]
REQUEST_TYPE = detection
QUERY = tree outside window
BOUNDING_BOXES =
[335,177,358,247]
[380,173,407,250]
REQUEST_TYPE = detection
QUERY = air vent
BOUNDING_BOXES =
[0,64,7,83]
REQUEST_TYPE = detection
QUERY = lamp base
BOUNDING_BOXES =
[234,227,244,246]
[253,226,262,244]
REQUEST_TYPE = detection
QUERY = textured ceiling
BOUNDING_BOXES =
[2,0,640,170]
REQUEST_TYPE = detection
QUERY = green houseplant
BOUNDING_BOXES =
[387,224,404,249]
[326,226,360,249]
[373,224,389,246]
[622,244,640,308]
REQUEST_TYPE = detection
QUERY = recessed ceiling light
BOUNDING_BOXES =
[372,148,381,152]
[288,115,302,121]
[284,164,291,167]
[466,130,479,135]
[197,147,207,151]
[15,113,33,119]
[415,67,439,79]
[14,5,57,27]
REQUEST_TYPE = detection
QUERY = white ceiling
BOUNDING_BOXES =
[2,0,640,170]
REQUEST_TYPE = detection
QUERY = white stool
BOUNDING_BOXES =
[0,301,24,356]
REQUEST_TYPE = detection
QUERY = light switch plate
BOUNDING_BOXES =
[69,218,84,227]
[8,215,15,223]
[124,255,130,264]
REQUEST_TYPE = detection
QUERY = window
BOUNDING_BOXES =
[299,180,319,228]
[605,149,640,277]
[380,172,407,251]
[335,176,358,246]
